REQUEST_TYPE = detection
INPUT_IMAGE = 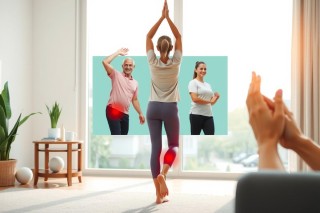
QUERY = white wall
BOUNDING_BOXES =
[0,0,34,167]
[32,0,78,139]
[0,0,80,168]
[32,0,81,169]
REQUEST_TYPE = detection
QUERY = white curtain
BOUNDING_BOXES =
[291,0,320,171]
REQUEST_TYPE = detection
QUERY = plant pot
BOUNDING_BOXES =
[0,159,17,187]
[48,128,61,139]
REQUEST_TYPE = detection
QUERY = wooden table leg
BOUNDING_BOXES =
[67,143,72,186]
[44,144,49,181]
[78,143,82,183]
[34,143,39,186]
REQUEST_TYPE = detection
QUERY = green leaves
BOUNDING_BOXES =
[1,114,21,160]
[46,102,62,128]
[0,82,11,120]
[0,82,40,160]
[0,105,7,137]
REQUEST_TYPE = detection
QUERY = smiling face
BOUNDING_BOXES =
[195,63,207,79]
[122,58,135,76]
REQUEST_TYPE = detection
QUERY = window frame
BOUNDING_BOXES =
[81,0,293,179]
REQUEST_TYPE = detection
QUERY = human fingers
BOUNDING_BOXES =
[246,72,256,108]
[119,48,129,55]
[247,71,261,99]
[273,89,285,120]
[164,0,169,15]
[247,71,256,94]
[254,74,261,93]
[263,95,275,111]
[162,1,166,12]
[163,0,167,11]
[263,94,293,119]
[282,102,294,119]
[246,72,262,110]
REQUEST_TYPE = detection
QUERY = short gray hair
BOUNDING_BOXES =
[122,57,135,66]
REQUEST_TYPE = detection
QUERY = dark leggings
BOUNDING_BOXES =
[147,101,179,178]
[189,114,215,135]
[106,105,129,135]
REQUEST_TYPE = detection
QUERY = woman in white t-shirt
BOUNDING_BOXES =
[188,61,220,135]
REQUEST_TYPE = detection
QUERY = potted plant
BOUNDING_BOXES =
[0,82,41,186]
[46,102,62,139]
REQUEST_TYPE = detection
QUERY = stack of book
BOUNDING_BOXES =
[41,137,60,141]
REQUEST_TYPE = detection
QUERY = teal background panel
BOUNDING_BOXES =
[92,56,228,135]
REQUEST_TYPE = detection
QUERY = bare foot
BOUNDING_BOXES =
[156,195,169,204]
[157,174,168,198]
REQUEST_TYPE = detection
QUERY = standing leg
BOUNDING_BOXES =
[203,116,215,135]
[147,102,163,179]
[120,113,129,135]
[147,102,167,204]
[189,114,203,135]
[106,105,122,135]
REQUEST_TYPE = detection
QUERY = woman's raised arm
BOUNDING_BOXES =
[146,1,166,52]
[164,1,182,52]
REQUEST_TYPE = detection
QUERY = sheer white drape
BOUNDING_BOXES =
[291,0,320,171]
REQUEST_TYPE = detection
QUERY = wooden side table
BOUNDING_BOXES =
[33,141,83,186]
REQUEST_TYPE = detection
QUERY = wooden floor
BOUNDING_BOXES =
[1,175,236,213]
[0,175,237,196]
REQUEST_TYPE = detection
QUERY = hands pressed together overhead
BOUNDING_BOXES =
[161,0,169,19]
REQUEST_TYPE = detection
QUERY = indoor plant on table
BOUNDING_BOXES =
[46,101,62,139]
[0,82,41,186]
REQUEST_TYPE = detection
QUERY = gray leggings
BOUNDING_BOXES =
[147,101,179,178]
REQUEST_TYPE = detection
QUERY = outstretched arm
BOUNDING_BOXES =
[102,48,129,75]
[146,1,166,52]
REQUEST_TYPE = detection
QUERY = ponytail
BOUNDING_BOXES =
[157,35,172,58]
[161,39,170,58]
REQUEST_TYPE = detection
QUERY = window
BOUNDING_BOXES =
[181,0,292,174]
[87,0,174,173]
[86,0,292,176]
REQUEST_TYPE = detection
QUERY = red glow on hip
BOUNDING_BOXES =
[107,105,123,120]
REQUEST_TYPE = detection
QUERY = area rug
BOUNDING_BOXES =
[1,186,234,213]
